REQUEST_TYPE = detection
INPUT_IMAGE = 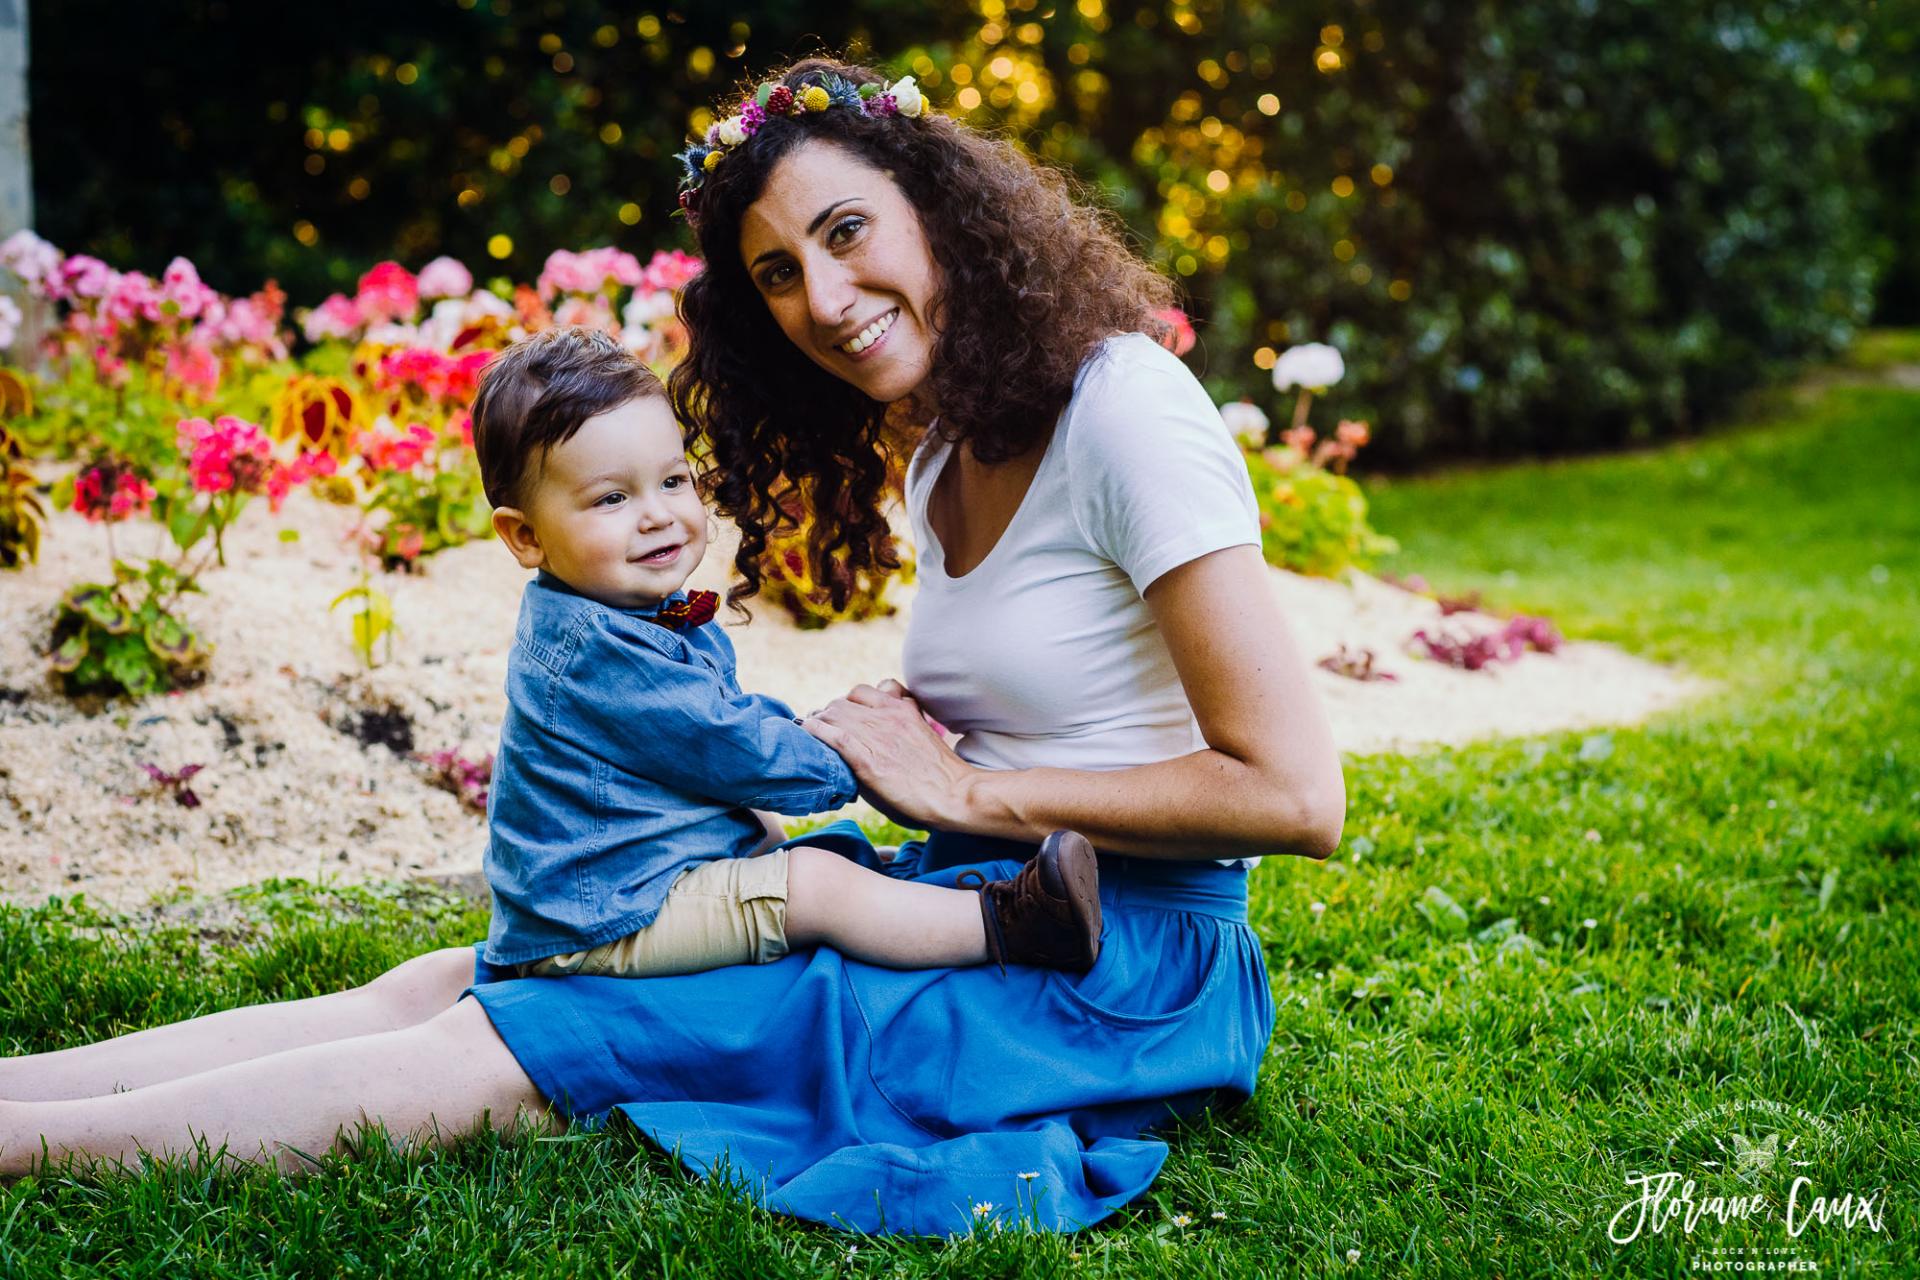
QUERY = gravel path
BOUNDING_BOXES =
[0,492,1706,912]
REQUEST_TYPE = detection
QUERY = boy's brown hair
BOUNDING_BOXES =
[469,326,667,510]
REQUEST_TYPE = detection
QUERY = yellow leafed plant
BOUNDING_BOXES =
[0,370,48,569]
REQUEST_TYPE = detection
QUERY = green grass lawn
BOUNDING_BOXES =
[3,343,1916,1276]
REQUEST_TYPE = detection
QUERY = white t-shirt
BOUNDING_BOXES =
[902,332,1261,792]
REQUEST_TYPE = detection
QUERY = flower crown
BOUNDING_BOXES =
[676,73,927,217]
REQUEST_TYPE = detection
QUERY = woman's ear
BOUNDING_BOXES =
[491,506,546,570]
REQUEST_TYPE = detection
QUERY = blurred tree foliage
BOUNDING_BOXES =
[30,0,1912,463]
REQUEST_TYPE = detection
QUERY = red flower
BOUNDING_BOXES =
[766,85,795,115]
[73,461,155,523]
[1152,306,1196,357]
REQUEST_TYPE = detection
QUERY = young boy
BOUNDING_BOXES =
[469,326,1103,980]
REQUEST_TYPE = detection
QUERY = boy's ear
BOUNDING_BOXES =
[491,506,546,570]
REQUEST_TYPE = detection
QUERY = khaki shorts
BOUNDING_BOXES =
[517,849,791,979]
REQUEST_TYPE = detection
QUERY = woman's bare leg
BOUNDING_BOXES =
[0,997,551,1176]
[0,947,477,1101]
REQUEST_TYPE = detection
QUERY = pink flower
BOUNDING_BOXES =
[1281,426,1317,455]
[537,250,594,299]
[416,256,474,300]
[452,410,474,449]
[160,257,217,321]
[538,246,644,300]
[204,292,286,357]
[177,414,275,496]
[374,346,495,403]
[1336,419,1371,448]
[0,296,19,349]
[355,261,420,324]
[357,418,440,473]
[586,246,644,288]
[1153,306,1196,357]
[59,254,117,301]
[265,449,337,512]
[102,271,160,325]
[552,296,614,330]
[638,248,704,293]
[303,292,363,342]
[73,461,155,523]
[165,342,222,400]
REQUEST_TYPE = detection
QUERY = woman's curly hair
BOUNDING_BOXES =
[669,55,1178,610]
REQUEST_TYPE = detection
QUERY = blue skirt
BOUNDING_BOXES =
[466,822,1275,1235]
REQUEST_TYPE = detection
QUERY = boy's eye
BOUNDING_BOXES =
[663,475,686,490]
[595,491,626,507]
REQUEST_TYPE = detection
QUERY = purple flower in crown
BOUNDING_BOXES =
[705,122,723,147]
[867,93,899,117]
[739,100,767,134]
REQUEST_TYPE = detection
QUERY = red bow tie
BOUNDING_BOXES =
[650,590,718,630]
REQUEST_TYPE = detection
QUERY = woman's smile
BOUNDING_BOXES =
[836,307,898,359]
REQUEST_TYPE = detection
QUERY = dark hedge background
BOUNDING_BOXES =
[26,0,1919,465]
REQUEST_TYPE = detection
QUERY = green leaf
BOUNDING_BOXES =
[102,634,160,698]
[144,611,200,663]
[278,528,301,542]
[63,584,136,635]
[168,504,208,552]
[51,630,89,673]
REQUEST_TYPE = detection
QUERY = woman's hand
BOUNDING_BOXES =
[802,681,977,831]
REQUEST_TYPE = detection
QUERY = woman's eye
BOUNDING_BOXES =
[763,263,795,290]
[828,215,865,247]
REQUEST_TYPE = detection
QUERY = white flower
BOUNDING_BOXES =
[1309,901,1326,915]
[1271,342,1345,392]
[889,75,925,117]
[972,1202,993,1218]
[463,288,515,321]
[1584,829,1602,843]
[717,115,749,146]
[1172,1213,1193,1228]
[0,295,19,349]
[1582,917,1598,929]
[1219,399,1270,447]
[418,298,469,351]
[1346,1248,1362,1263]
[623,289,677,329]
[1211,1211,1227,1220]
[1017,1170,1040,1181]
[1537,895,1551,906]
[0,229,61,287]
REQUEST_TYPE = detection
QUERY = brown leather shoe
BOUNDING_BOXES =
[961,830,1103,973]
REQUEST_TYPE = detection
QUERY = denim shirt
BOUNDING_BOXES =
[483,571,860,966]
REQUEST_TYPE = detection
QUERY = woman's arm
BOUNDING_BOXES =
[805,544,1344,861]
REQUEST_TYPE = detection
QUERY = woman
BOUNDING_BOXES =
[0,58,1342,1234]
